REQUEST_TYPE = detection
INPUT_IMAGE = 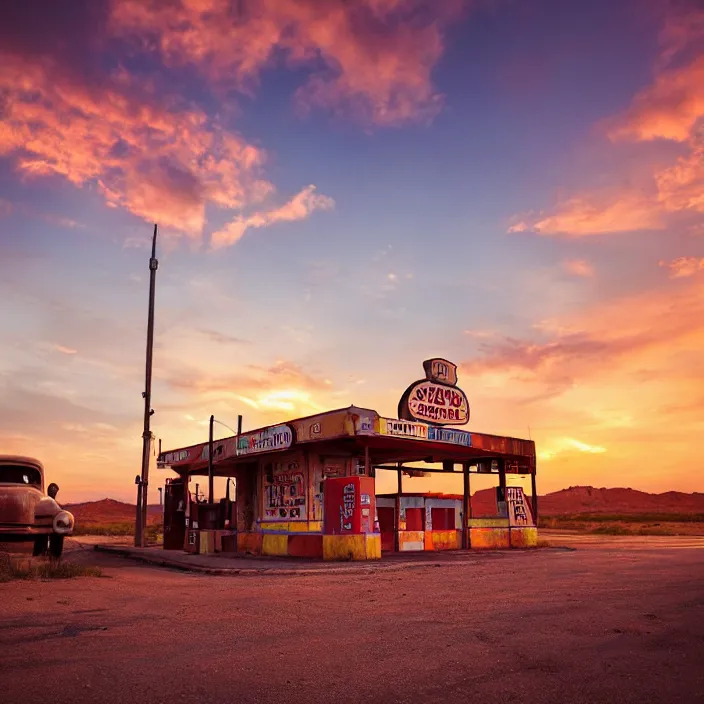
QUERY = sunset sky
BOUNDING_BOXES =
[1,0,702,503]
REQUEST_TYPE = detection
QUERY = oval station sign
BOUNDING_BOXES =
[398,358,470,426]
[402,380,469,425]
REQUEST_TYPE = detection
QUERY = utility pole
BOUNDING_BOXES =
[208,414,214,504]
[135,224,159,548]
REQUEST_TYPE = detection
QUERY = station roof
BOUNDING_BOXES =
[158,406,536,476]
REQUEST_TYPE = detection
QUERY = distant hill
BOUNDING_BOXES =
[537,486,704,515]
[65,499,162,525]
[65,487,704,525]
[469,485,704,516]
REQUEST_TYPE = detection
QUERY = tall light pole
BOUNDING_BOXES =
[135,224,159,548]
[208,414,214,504]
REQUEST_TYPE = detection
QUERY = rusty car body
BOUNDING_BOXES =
[0,455,74,557]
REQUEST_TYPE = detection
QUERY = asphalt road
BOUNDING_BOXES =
[1,537,703,704]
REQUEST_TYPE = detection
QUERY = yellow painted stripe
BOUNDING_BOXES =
[262,533,288,556]
[468,518,509,528]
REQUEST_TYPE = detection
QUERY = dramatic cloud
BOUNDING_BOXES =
[606,57,704,143]
[0,0,451,244]
[0,54,274,237]
[459,276,704,488]
[210,185,334,249]
[462,277,704,394]
[509,5,704,236]
[111,0,464,127]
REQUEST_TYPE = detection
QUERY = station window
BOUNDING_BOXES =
[405,507,425,531]
[431,507,455,531]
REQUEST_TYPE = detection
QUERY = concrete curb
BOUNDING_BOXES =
[93,544,572,576]
[93,544,479,576]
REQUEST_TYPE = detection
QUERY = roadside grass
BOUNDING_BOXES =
[0,553,102,582]
[540,513,704,525]
[539,513,704,536]
[73,521,163,543]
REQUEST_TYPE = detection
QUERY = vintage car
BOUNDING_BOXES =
[0,455,74,557]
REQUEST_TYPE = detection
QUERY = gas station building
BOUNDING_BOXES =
[158,359,538,560]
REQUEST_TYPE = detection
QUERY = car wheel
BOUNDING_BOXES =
[32,536,49,556]
[49,534,64,558]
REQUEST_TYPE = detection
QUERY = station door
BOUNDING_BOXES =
[378,506,395,552]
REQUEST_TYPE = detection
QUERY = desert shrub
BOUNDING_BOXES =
[73,521,163,543]
[590,525,633,535]
[0,553,101,582]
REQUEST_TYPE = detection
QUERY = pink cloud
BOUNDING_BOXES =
[659,256,704,278]
[509,5,703,237]
[654,132,704,213]
[0,55,276,237]
[0,50,340,244]
[461,276,704,395]
[211,185,334,249]
[606,57,704,143]
[111,0,464,127]
[512,193,665,236]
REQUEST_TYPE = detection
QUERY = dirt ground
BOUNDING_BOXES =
[1,535,703,704]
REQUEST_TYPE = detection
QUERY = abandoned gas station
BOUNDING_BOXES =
[157,359,538,560]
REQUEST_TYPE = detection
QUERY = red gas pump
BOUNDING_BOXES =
[323,476,378,536]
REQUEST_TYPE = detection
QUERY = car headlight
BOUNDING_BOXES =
[53,511,74,534]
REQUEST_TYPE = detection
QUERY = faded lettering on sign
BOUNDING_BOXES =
[340,482,356,533]
[407,381,469,424]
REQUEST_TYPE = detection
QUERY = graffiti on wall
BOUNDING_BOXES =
[264,461,306,520]
[506,487,534,527]
[340,482,356,533]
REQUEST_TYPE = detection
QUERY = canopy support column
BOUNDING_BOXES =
[462,463,470,550]
[394,466,402,553]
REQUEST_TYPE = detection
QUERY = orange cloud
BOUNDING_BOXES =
[459,276,704,491]
[654,133,704,213]
[111,0,464,127]
[210,185,334,248]
[0,55,276,237]
[462,277,704,393]
[659,256,704,278]
[511,193,665,236]
[606,56,704,143]
[163,359,336,421]
[510,5,704,237]
[562,259,595,278]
